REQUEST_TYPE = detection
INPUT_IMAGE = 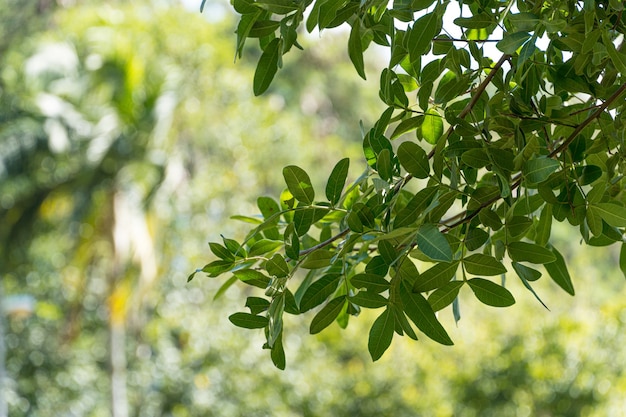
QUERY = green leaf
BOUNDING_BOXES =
[377,148,394,181]
[201,260,235,277]
[453,13,493,29]
[544,246,575,295]
[368,308,395,361]
[401,287,453,345]
[209,242,235,261]
[283,165,315,205]
[350,291,388,309]
[270,331,286,370]
[393,186,439,228]
[523,157,559,185]
[351,273,390,293]
[417,224,452,262]
[467,278,515,307]
[408,12,439,60]
[586,206,604,237]
[512,263,549,309]
[229,312,269,329]
[591,203,626,227]
[496,31,531,54]
[464,228,489,251]
[507,241,557,264]
[253,38,281,96]
[603,31,626,74]
[348,19,366,80]
[300,249,334,269]
[310,296,346,334]
[284,223,300,260]
[428,280,464,312]
[535,204,552,246]
[325,158,350,205]
[463,254,507,276]
[246,297,271,315]
[461,149,491,169]
[511,262,542,282]
[422,108,443,145]
[233,269,271,288]
[258,196,281,224]
[391,116,424,140]
[397,141,430,178]
[413,261,459,292]
[299,274,341,312]
[248,239,283,257]
[266,253,290,277]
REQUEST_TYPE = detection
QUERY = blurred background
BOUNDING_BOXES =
[1,1,625,416]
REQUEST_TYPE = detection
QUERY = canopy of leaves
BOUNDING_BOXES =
[196,0,626,367]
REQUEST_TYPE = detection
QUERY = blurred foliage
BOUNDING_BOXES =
[0,1,625,416]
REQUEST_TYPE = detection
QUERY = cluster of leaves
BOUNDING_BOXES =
[192,0,626,368]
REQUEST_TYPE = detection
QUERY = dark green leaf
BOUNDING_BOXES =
[397,141,430,178]
[299,274,341,312]
[453,13,493,29]
[467,278,515,307]
[253,38,281,96]
[428,280,464,311]
[350,291,388,309]
[511,262,542,282]
[283,165,315,205]
[523,157,560,185]
[351,273,390,293]
[246,297,271,315]
[464,228,489,251]
[266,253,290,277]
[413,261,459,292]
[401,287,453,345]
[209,242,235,261]
[248,239,283,257]
[592,203,626,227]
[368,308,395,361]
[377,148,394,181]
[326,158,350,205]
[463,254,507,276]
[270,331,286,370]
[496,31,531,54]
[417,224,452,262]
[544,246,575,295]
[408,12,439,60]
[507,241,557,264]
[512,264,549,309]
[535,204,552,246]
[229,312,269,329]
[310,296,347,334]
[348,19,366,79]
[201,260,234,277]
[391,116,424,140]
[300,249,334,269]
[284,223,300,260]
[233,269,271,288]
[393,186,439,228]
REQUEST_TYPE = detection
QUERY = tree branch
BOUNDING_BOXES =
[549,83,626,158]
